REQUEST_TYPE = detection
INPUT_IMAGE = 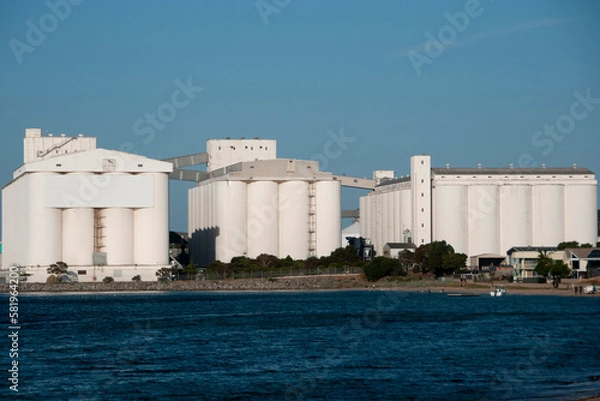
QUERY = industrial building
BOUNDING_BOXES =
[1,128,173,282]
[176,139,373,266]
[360,155,598,262]
[2,128,597,277]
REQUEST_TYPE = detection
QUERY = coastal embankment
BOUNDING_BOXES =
[4,275,599,295]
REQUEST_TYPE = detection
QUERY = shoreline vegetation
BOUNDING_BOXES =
[4,274,599,296]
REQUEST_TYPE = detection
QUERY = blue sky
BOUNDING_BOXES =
[1,0,599,236]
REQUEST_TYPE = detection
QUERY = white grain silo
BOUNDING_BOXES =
[499,184,532,254]
[433,183,468,255]
[361,158,597,261]
[1,128,173,282]
[532,184,565,246]
[62,208,94,266]
[247,181,278,258]
[468,184,500,255]
[188,158,343,265]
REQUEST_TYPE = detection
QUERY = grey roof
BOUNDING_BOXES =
[506,246,557,255]
[432,167,594,175]
[567,248,600,259]
[384,242,416,249]
[376,176,411,187]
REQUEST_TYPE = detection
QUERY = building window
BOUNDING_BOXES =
[421,179,424,183]
[421,223,424,228]
[77,270,87,275]
[421,193,424,197]
[421,160,424,165]
[421,208,424,212]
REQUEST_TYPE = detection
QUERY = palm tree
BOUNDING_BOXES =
[534,251,553,278]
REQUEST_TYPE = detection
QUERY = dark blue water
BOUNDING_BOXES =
[3,291,600,400]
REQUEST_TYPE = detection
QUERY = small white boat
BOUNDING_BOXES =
[490,285,506,297]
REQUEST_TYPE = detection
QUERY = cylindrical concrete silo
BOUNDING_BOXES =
[565,184,597,244]
[360,193,373,238]
[247,181,278,258]
[499,184,532,253]
[134,173,169,266]
[392,190,401,242]
[359,196,367,238]
[433,185,468,255]
[27,173,62,265]
[386,191,395,243]
[468,185,500,255]
[400,189,412,240]
[316,180,341,257]
[381,191,390,243]
[214,180,247,263]
[533,185,564,246]
[62,208,94,266]
[103,208,134,265]
[279,181,309,259]
[373,193,384,255]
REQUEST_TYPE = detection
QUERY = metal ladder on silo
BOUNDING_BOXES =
[308,183,317,257]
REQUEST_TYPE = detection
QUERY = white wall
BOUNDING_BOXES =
[189,178,341,265]
[2,144,172,282]
[361,162,597,259]
[206,139,276,172]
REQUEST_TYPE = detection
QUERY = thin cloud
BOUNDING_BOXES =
[392,17,579,58]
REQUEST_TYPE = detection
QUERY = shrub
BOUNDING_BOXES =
[131,275,141,282]
[363,257,405,282]
[46,275,59,283]
[103,276,114,283]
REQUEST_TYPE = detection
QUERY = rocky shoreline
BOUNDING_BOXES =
[4,274,598,296]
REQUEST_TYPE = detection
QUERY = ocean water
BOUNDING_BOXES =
[3,290,600,400]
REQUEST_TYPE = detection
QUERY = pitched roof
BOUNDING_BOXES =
[384,242,416,249]
[566,248,600,259]
[506,246,557,255]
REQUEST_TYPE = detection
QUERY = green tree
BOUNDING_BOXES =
[427,241,456,277]
[534,251,553,277]
[363,256,405,281]
[413,243,430,273]
[328,245,361,265]
[47,261,68,276]
[442,252,467,276]
[47,261,69,282]
[557,241,580,250]
[549,260,570,278]
[156,267,174,281]
[182,263,200,277]
[256,254,278,269]
[398,250,413,272]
